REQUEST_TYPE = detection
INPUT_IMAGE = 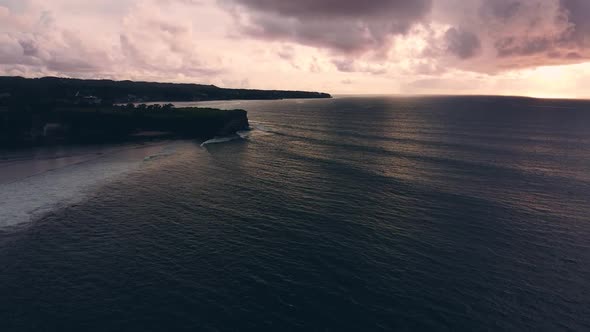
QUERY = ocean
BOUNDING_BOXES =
[1,96,590,331]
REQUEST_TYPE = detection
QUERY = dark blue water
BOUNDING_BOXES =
[2,96,590,331]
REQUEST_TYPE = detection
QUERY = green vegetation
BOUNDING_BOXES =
[0,76,332,105]
[0,76,332,146]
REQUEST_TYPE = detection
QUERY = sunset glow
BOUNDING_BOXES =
[2,0,590,98]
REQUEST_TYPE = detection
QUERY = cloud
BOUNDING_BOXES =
[444,27,481,59]
[17,39,38,56]
[220,0,590,75]
[223,0,433,55]
[0,6,114,75]
[559,0,590,44]
[0,0,224,80]
[226,0,431,18]
[479,0,522,21]
[480,0,590,70]
[2,0,590,97]
[331,58,388,74]
[411,0,590,74]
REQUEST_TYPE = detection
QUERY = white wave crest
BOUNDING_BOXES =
[0,142,178,228]
[200,134,244,147]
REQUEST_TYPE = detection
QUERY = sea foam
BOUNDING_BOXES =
[0,142,176,227]
[200,136,240,147]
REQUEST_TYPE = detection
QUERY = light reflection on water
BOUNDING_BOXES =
[1,96,590,331]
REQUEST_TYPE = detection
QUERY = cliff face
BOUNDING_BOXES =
[0,75,328,146]
[0,106,250,146]
[61,107,251,142]
[217,110,249,136]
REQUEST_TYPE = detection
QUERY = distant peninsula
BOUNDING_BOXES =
[0,76,332,104]
[0,76,332,146]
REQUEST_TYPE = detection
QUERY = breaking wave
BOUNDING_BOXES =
[0,142,178,228]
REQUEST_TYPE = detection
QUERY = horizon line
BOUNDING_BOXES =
[4,75,590,101]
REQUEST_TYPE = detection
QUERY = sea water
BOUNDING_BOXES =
[1,96,589,331]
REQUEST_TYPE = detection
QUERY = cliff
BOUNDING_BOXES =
[0,105,250,146]
[0,76,331,147]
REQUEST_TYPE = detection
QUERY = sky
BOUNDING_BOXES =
[2,0,590,98]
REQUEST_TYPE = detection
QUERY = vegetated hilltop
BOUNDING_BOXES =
[0,76,331,146]
[0,76,332,105]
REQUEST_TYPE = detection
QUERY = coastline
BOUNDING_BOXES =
[0,76,331,148]
[0,105,250,148]
[0,140,190,227]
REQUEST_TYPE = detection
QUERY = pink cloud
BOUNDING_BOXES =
[1,0,590,97]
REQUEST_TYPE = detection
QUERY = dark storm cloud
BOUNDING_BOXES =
[559,0,590,44]
[445,27,481,59]
[18,39,39,56]
[495,36,553,57]
[479,0,522,20]
[479,0,590,51]
[231,0,432,18]
[452,0,590,71]
[225,0,433,54]
[224,0,590,72]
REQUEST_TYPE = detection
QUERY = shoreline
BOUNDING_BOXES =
[0,140,195,227]
[1,105,250,148]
